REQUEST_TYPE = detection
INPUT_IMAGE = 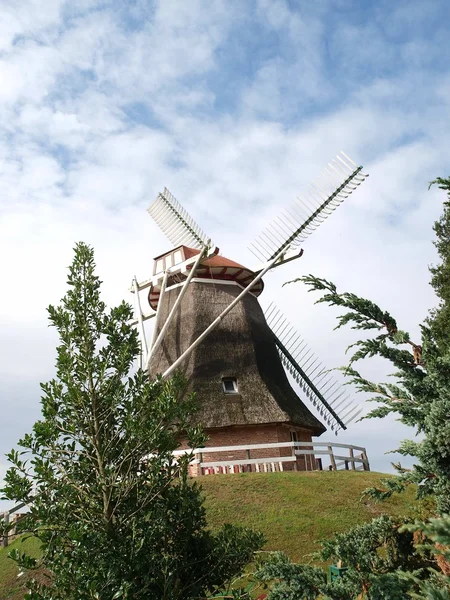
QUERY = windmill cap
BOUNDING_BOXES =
[148,246,264,311]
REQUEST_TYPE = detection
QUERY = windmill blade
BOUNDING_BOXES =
[265,303,362,433]
[249,152,368,262]
[147,187,214,250]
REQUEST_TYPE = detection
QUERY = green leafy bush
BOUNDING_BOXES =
[1,243,264,600]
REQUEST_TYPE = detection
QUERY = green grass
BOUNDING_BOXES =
[201,471,417,562]
[0,471,417,598]
[0,536,41,600]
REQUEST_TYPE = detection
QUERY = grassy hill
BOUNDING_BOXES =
[202,471,417,562]
[0,471,418,599]
[0,536,41,600]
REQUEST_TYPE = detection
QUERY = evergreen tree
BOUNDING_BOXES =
[253,515,432,600]
[1,243,263,600]
[428,177,450,352]
[285,180,450,516]
[237,178,450,599]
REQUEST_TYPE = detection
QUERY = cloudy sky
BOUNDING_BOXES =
[1,0,449,505]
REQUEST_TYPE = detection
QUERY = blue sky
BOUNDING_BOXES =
[1,0,450,503]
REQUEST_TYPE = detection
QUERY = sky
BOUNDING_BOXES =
[1,0,450,507]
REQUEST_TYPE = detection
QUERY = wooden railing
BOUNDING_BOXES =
[1,501,26,549]
[173,441,370,475]
[1,442,369,547]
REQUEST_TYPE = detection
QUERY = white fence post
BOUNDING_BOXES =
[171,441,370,476]
[2,511,10,548]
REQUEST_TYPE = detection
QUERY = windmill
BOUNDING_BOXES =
[131,152,369,469]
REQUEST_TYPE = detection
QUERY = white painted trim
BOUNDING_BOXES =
[222,377,238,394]
[173,440,367,455]
[129,312,155,327]
[251,248,303,274]
[168,278,241,289]
[149,270,169,349]
[131,247,219,292]
[146,248,205,369]
[175,440,370,471]
[201,457,296,468]
[132,277,148,367]
[294,450,332,456]
[163,278,259,297]
[333,455,366,463]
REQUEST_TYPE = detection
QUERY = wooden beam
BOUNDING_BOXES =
[201,457,296,468]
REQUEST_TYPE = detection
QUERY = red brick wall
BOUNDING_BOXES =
[276,425,314,471]
[179,424,317,475]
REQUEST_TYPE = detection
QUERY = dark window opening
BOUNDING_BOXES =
[222,377,238,394]
[290,430,298,443]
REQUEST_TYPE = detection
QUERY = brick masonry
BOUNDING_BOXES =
[179,424,319,476]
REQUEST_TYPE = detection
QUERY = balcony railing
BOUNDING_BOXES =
[1,501,26,549]
[1,442,369,547]
[173,440,370,475]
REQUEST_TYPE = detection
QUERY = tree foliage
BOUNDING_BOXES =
[1,242,264,600]
[284,180,450,516]
[428,177,450,353]
[248,177,450,599]
[252,516,432,600]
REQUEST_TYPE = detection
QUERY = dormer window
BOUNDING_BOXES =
[222,377,238,394]
[155,259,164,274]
[153,247,187,275]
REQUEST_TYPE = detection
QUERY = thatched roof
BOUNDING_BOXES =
[149,280,326,436]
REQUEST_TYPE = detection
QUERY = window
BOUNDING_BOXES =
[155,259,164,274]
[290,430,298,443]
[154,249,183,275]
[222,377,238,394]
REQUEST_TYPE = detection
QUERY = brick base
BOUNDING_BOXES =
[179,424,319,476]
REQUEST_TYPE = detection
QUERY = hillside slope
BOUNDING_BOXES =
[201,471,417,562]
[0,471,417,599]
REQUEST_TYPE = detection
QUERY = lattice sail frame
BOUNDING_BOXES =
[249,152,368,262]
[265,303,363,434]
[147,187,214,250]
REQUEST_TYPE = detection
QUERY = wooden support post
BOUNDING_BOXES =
[350,448,356,470]
[2,511,10,548]
[361,451,370,471]
[198,452,203,477]
[292,442,298,471]
[147,248,205,371]
[132,277,148,368]
[328,446,336,471]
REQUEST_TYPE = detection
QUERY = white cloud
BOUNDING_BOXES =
[0,0,63,51]
[1,0,449,509]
